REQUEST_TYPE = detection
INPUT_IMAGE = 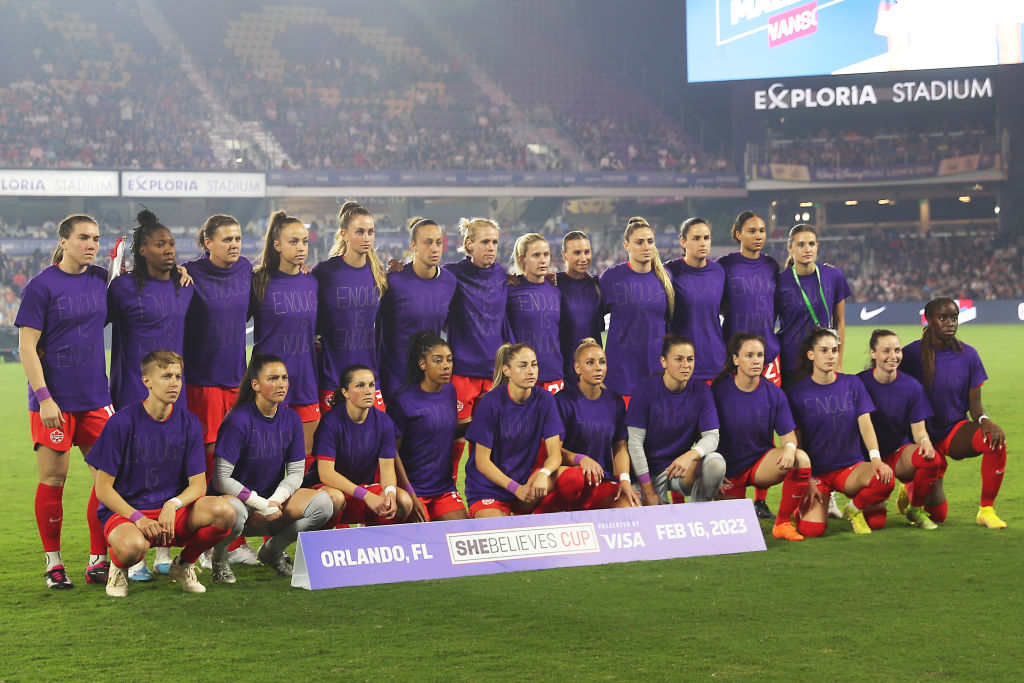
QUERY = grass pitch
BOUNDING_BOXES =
[1,325,1021,681]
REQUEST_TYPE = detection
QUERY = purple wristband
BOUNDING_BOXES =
[129,511,145,523]
[572,453,586,466]
[237,487,252,503]
[352,486,369,500]
[402,482,417,498]
[505,480,520,494]
[34,386,51,402]
[637,472,652,485]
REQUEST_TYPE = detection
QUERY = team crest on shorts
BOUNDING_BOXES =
[49,429,65,444]
[325,394,335,407]
[456,400,464,412]
[481,498,496,505]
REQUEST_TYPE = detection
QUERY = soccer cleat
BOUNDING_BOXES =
[827,492,843,519]
[906,505,938,530]
[198,550,213,570]
[895,481,910,515]
[257,544,293,577]
[843,501,872,534]
[106,565,129,598]
[211,556,236,585]
[771,521,804,542]
[168,558,206,593]
[85,560,110,584]
[45,565,74,590]
[129,561,153,582]
[976,506,1007,529]
[154,548,172,575]
[228,542,260,566]
[753,499,774,519]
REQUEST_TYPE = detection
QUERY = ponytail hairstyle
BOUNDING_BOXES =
[783,223,817,270]
[331,363,375,410]
[867,328,899,369]
[405,329,449,387]
[508,232,548,276]
[197,214,239,253]
[624,216,674,316]
[714,332,766,384]
[490,342,533,389]
[234,352,286,409]
[253,210,304,305]
[796,327,839,381]
[661,333,694,359]
[731,211,762,244]
[562,230,601,297]
[131,208,181,294]
[457,216,500,255]
[52,214,98,264]
[679,216,710,259]
[573,337,603,365]
[921,297,963,387]
[408,216,439,243]
[330,201,386,299]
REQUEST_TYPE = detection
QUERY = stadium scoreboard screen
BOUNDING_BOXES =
[687,0,1024,83]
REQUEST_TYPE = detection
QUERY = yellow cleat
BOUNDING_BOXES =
[976,506,1007,529]
[843,501,872,534]
[896,481,910,515]
[906,505,938,530]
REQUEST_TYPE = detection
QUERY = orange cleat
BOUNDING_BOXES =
[772,521,805,542]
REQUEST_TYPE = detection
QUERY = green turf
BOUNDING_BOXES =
[1,325,1021,681]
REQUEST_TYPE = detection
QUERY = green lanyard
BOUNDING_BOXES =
[792,265,831,329]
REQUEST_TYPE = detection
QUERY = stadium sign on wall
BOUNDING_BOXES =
[0,170,118,196]
[121,172,265,197]
[753,77,993,110]
[291,500,765,590]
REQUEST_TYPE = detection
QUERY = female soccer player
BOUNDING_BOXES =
[376,217,456,402]
[857,329,943,530]
[209,354,333,583]
[17,214,113,588]
[507,233,563,393]
[667,217,726,382]
[901,298,1008,528]
[388,331,468,521]
[306,365,414,526]
[87,350,236,597]
[251,211,319,466]
[556,231,603,381]
[626,335,725,506]
[599,217,673,404]
[712,333,810,541]
[464,343,575,517]
[556,339,640,509]
[787,329,894,537]
[313,201,388,415]
[775,224,851,388]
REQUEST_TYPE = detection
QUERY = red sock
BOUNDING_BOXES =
[797,520,827,538]
[227,536,247,552]
[451,442,465,483]
[87,487,107,555]
[35,483,63,552]
[972,430,1006,507]
[863,506,887,530]
[110,551,134,569]
[180,524,232,564]
[909,450,943,507]
[754,487,768,502]
[775,467,810,524]
[851,474,895,509]
[926,501,948,523]
[534,468,584,514]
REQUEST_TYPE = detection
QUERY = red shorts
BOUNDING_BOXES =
[103,504,194,544]
[539,379,565,394]
[30,405,114,452]
[935,419,970,457]
[762,357,782,387]
[883,447,905,472]
[718,452,772,499]
[318,389,385,417]
[336,483,398,525]
[811,463,862,497]
[452,375,493,420]
[289,403,321,423]
[578,480,621,510]
[418,491,467,520]
[468,498,514,517]
[186,385,239,444]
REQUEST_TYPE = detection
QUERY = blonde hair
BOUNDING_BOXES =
[457,217,500,255]
[573,337,606,388]
[407,216,439,243]
[490,342,533,389]
[624,216,674,316]
[508,233,548,276]
[330,200,387,298]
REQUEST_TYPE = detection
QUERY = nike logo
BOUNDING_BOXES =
[48,517,62,523]
[860,306,886,321]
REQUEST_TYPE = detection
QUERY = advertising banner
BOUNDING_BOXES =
[121,172,265,197]
[850,299,1024,326]
[0,170,118,196]
[266,169,744,189]
[753,154,1000,184]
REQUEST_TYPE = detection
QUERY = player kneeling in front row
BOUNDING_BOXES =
[87,351,235,597]
[209,354,333,583]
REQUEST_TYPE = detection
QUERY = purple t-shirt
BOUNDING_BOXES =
[213,401,305,498]
[388,383,458,497]
[717,252,780,364]
[598,262,669,397]
[556,383,626,480]
[108,272,193,410]
[857,369,932,457]
[901,339,986,440]
[182,255,252,388]
[307,404,396,487]
[444,257,510,378]
[15,264,110,411]
[85,402,205,524]
[464,386,564,503]
[313,256,381,391]
[507,279,563,382]
[666,258,727,381]
[251,270,318,406]
[775,264,850,372]
[787,373,875,475]
[625,374,719,474]
[712,378,796,477]
[376,265,456,400]
[556,272,604,380]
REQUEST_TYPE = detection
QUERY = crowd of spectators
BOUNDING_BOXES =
[563,116,731,173]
